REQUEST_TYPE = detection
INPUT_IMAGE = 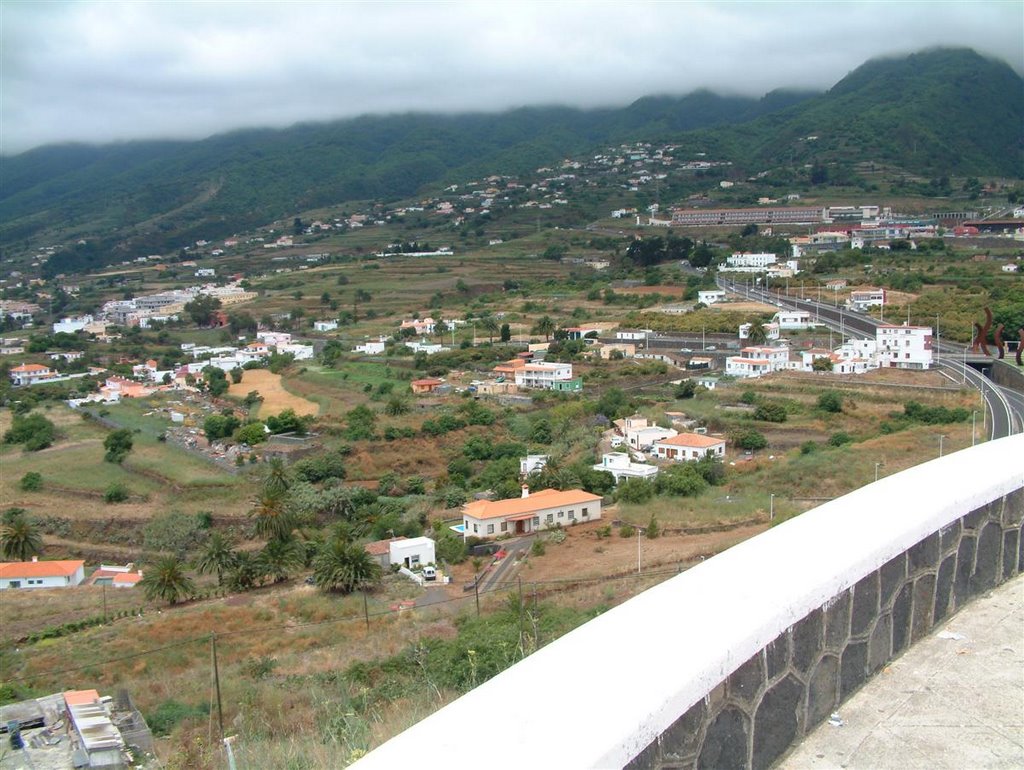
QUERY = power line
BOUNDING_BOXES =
[6,561,695,683]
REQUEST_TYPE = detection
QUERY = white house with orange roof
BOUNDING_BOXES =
[400,317,436,335]
[725,346,789,379]
[652,433,726,462]
[461,487,602,539]
[0,557,86,589]
[8,363,58,386]
[87,563,143,588]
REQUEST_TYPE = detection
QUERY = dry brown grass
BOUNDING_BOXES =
[228,369,319,418]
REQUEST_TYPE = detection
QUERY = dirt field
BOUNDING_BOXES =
[229,369,320,417]
[712,300,779,313]
[445,518,768,589]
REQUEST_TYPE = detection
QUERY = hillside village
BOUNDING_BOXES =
[2,83,1022,770]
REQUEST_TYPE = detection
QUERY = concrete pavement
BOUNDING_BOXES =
[779,574,1024,769]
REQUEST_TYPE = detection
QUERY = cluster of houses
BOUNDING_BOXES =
[725,321,934,378]
[0,558,142,591]
[94,281,256,328]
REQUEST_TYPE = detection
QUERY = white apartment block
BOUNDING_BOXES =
[848,289,886,311]
[739,322,780,340]
[726,252,777,269]
[876,324,933,370]
[724,346,790,379]
[513,362,578,390]
[774,310,813,330]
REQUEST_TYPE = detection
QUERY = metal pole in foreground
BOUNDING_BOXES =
[875,462,880,482]
[972,411,977,446]
[939,434,946,458]
[212,633,225,742]
[769,493,775,522]
[637,527,642,574]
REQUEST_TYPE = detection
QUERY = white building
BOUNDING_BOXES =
[774,310,813,330]
[353,337,387,355]
[389,537,436,570]
[726,252,777,269]
[652,433,726,462]
[724,346,789,379]
[848,289,886,311]
[258,331,292,346]
[8,363,57,386]
[876,324,933,370]
[698,290,726,306]
[514,362,580,391]
[520,455,549,476]
[53,315,93,334]
[738,322,780,340]
[615,329,654,341]
[314,320,339,332]
[625,423,678,450]
[592,453,659,483]
[1002,263,1019,273]
[276,343,315,360]
[461,488,602,539]
[400,318,436,335]
[0,558,86,590]
[195,268,216,277]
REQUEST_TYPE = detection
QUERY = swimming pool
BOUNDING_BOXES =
[450,523,466,534]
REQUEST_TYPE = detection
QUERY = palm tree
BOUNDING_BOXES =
[313,538,382,594]
[480,316,499,344]
[140,557,196,605]
[249,491,295,541]
[194,532,237,587]
[531,315,556,341]
[257,536,305,583]
[227,551,264,590]
[747,320,768,345]
[0,509,43,562]
[262,458,291,499]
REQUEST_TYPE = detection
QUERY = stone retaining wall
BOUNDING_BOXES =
[626,487,1023,769]
[351,435,1024,770]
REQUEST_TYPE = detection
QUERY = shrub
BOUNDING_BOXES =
[656,464,708,497]
[800,441,819,455]
[828,432,853,447]
[4,413,56,451]
[615,477,655,504]
[146,700,208,737]
[619,524,635,538]
[818,391,843,413]
[103,428,134,464]
[530,539,546,556]
[646,515,660,539]
[732,428,768,451]
[753,402,787,423]
[103,483,130,504]
[19,472,43,492]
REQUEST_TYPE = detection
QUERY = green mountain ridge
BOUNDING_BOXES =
[2,48,1020,272]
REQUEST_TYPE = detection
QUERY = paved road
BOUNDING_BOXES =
[717,278,1023,440]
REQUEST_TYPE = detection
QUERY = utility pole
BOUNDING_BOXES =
[637,527,642,574]
[211,633,224,742]
[769,493,775,522]
[972,410,977,446]
[102,585,107,622]
[474,579,480,616]
[363,592,369,631]
[939,434,946,458]
[935,313,940,364]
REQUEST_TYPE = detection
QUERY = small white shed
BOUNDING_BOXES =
[389,537,436,569]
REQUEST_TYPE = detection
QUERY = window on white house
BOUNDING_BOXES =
[500,522,507,532]
[487,524,494,534]
[568,510,575,520]
[533,517,540,526]
[545,514,553,523]
[473,524,478,533]
[582,507,589,516]
[558,511,564,518]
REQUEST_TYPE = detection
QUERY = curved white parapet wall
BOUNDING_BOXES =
[352,435,1024,770]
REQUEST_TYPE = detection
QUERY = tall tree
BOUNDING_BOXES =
[249,491,295,542]
[480,316,499,343]
[0,509,43,561]
[532,315,556,341]
[194,532,238,587]
[140,557,196,605]
[103,429,134,464]
[313,538,382,594]
[257,535,305,582]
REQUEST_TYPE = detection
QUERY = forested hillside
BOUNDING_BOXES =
[2,48,1020,271]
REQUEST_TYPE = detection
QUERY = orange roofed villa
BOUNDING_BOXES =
[461,487,602,539]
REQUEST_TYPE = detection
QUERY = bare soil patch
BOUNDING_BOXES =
[229,369,319,418]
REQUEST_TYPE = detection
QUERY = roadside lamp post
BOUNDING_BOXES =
[972,411,977,446]
[874,462,881,482]
[939,434,946,458]
[637,527,643,574]
[769,493,775,522]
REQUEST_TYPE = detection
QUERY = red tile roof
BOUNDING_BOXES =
[0,560,84,579]
[463,489,602,521]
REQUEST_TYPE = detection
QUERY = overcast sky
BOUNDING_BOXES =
[2,1,1021,155]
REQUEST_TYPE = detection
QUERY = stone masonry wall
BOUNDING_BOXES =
[626,487,1024,770]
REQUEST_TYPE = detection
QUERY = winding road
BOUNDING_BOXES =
[716,277,1023,439]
